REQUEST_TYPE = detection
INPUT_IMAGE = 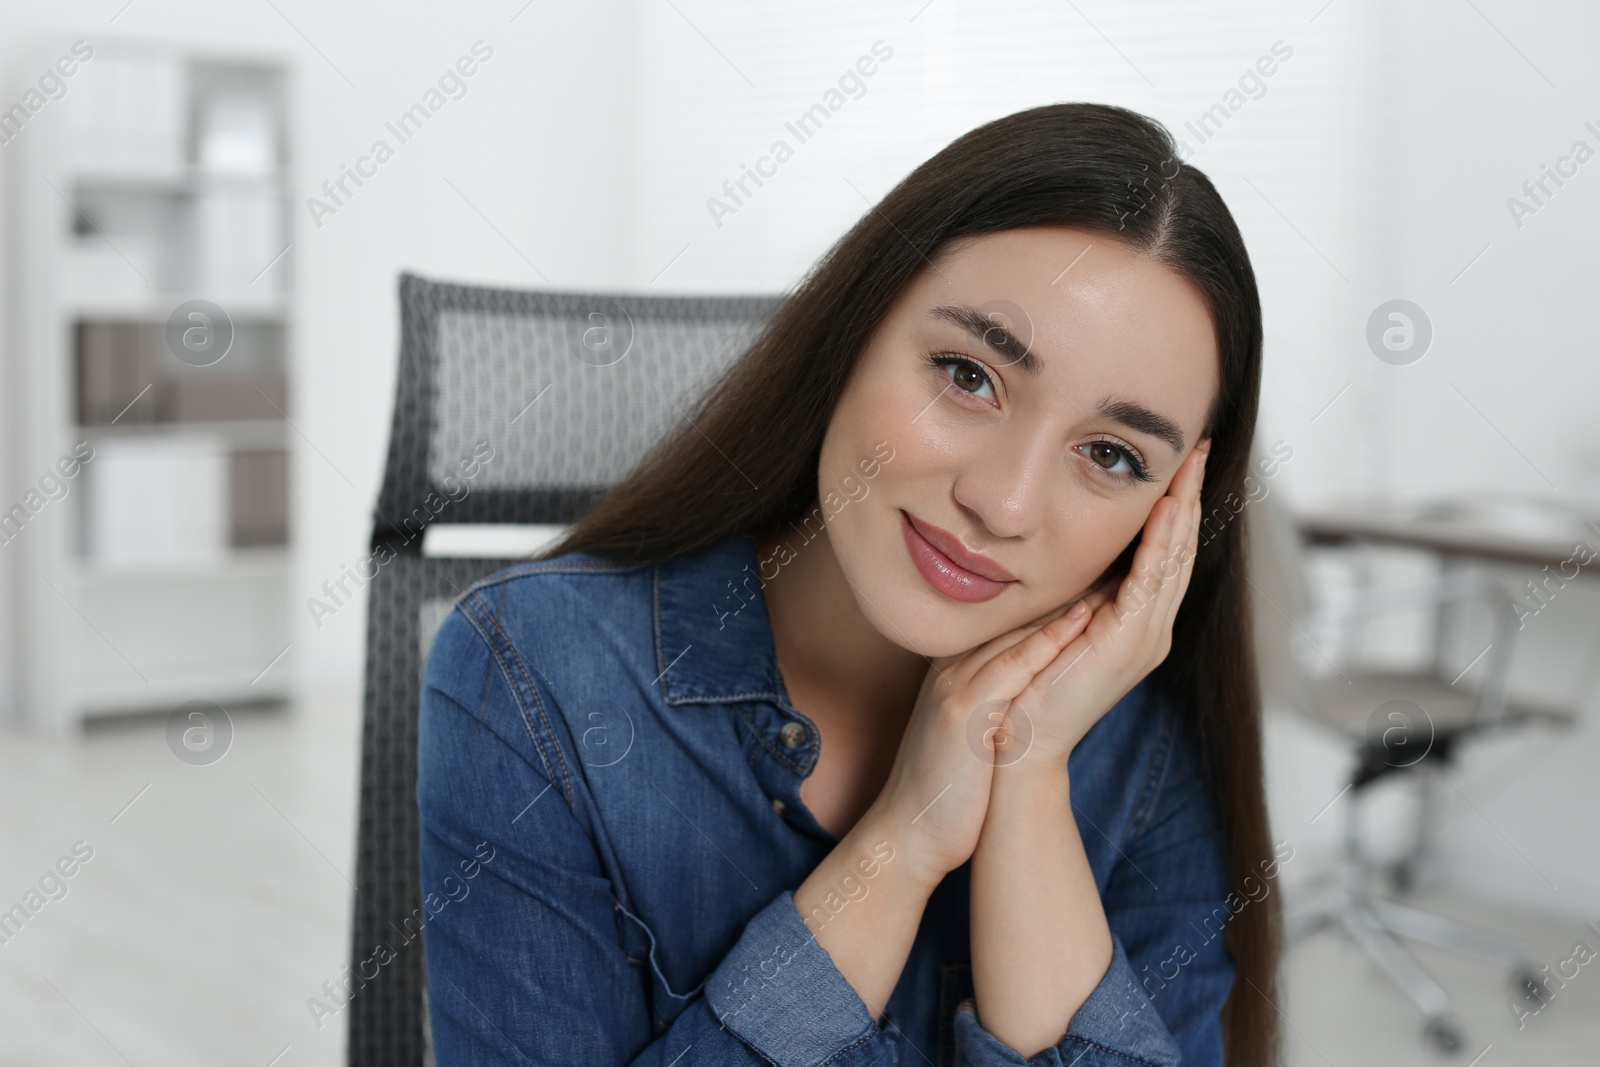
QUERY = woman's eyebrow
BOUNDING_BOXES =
[931,304,1039,375]
[929,303,1187,454]
[1097,398,1187,454]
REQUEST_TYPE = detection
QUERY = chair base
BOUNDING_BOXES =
[1287,868,1545,1053]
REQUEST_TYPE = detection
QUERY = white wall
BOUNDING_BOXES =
[1377,0,1600,918]
[1257,0,1600,922]
[3,0,1597,914]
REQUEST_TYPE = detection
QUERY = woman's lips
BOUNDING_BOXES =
[899,510,1015,603]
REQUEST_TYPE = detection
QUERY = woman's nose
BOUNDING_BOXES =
[949,425,1055,540]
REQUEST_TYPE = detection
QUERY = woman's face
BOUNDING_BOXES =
[817,225,1220,659]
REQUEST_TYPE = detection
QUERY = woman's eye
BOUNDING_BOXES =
[1078,441,1150,482]
[929,354,996,403]
[925,354,1152,483]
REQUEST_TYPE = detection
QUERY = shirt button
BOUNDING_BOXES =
[770,797,788,816]
[779,721,808,749]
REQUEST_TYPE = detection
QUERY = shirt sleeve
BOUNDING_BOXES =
[416,601,898,1067]
[950,936,1184,1066]
[949,708,1238,1067]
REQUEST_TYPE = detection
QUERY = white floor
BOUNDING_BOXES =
[0,692,362,1067]
[1282,885,1600,1065]
[1,692,1596,1066]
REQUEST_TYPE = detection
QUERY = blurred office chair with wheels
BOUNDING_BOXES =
[346,274,779,1067]
[1244,475,1575,1054]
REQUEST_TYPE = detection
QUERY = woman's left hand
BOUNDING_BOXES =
[999,439,1210,770]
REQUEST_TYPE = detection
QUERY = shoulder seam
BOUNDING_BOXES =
[456,588,579,812]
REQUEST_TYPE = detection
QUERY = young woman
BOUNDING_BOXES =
[417,102,1280,1066]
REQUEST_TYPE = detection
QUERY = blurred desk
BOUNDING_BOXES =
[1297,496,1600,575]
[1296,496,1600,676]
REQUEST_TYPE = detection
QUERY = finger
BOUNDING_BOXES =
[1165,446,1209,593]
[968,603,1094,700]
[959,598,1079,670]
[984,597,1098,672]
[1142,446,1205,622]
[1144,444,1210,639]
[1107,459,1194,629]
[1165,445,1209,615]
[1112,495,1182,623]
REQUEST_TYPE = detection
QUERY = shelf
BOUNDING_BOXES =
[65,294,289,321]
[77,419,289,448]
[13,42,297,733]
[71,168,291,196]
[78,667,293,718]
[71,548,290,584]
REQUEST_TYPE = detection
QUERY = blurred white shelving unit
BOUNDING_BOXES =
[7,39,296,732]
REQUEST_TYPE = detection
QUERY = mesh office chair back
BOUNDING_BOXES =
[347,273,779,1067]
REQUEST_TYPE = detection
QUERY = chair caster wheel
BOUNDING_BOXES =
[1424,1017,1463,1054]
[1515,966,1546,1003]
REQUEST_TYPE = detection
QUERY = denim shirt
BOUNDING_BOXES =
[417,533,1237,1066]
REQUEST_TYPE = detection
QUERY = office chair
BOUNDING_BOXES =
[346,273,779,1067]
[1244,476,1575,1053]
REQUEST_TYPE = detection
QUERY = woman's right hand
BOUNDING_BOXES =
[867,596,1100,886]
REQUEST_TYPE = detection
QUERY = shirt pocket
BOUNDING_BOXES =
[614,898,704,1033]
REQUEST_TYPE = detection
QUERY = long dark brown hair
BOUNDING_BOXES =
[538,102,1279,1066]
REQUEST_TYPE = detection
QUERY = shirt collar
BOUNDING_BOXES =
[653,533,792,708]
